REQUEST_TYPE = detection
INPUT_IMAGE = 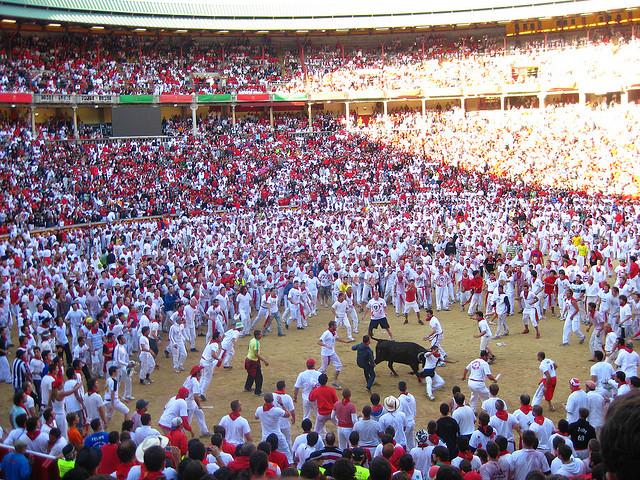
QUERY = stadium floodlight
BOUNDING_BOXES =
[134,28,147,32]
[91,26,104,30]
[257,30,269,34]
[217,30,229,34]
[48,23,61,27]
[296,30,309,33]
[375,27,390,31]
[176,29,187,33]
[1,19,16,23]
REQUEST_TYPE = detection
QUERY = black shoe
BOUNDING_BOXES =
[244,388,252,393]
[200,395,206,401]
[190,348,198,352]
[254,392,262,396]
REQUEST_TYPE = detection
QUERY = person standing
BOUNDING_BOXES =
[104,365,129,423]
[474,311,495,361]
[332,388,357,450]
[218,400,253,447]
[199,330,221,400]
[294,358,322,422]
[273,380,295,451]
[532,351,558,411]
[182,365,210,437]
[403,279,423,326]
[255,393,293,464]
[461,350,498,411]
[113,335,133,402]
[363,289,393,339]
[564,378,588,424]
[184,297,199,352]
[398,381,417,450]
[138,326,156,386]
[562,289,586,346]
[244,330,268,396]
[351,335,376,392]
[318,320,352,389]
[309,373,338,435]
[169,316,187,373]
[379,395,409,448]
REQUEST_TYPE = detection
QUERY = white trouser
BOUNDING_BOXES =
[139,351,155,380]
[425,374,445,397]
[0,356,10,382]
[496,313,508,336]
[589,330,603,356]
[302,397,317,422]
[532,381,546,406]
[280,426,292,450]
[222,347,235,368]
[347,309,359,334]
[468,380,489,411]
[200,363,215,396]
[336,316,353,340]
[320,353,342,373]
[188,406,209,435]
[186,323,196,350]
[459,290,471,307]
[394,294,405,314]
[468,293,482,315]
[435,287,449,310]
[314,414,332,435]
[563,315,585,344]
[523,311,538,327]
[107,398,130,419]
[338,427,353,450]
[252,308,269,331]
[239,308,251,335]
[55,411,68,439]
[172,343,187,369]
[361,285,374,305]
[119,367,133,399]
[405,423,416,450]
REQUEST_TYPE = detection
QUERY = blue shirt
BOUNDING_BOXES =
[1,452,31,480]
[84,431,109,450]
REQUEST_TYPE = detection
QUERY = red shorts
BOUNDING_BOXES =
[544,377,557,401]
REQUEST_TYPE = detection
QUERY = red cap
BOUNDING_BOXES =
[177,387,190,399]
[190,365,204,376]
[306,358,316,368]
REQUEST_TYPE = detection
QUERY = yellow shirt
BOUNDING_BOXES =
[339,282,351,293]
[577,244,588,257]
[247,338,260,361]
[572,235,582,247]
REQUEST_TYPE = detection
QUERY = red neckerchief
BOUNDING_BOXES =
[263,403,274,412]
[371,405,383,414]
[625,347,633,353]
[519,405,533,415]
[399,392,408,396]
[499,450,509,457]
[534,415,545,425]
[428,433,439,445]
[229,411,241,421]
[139,464,165,480]
[496,410,509,421]
[27,429,40,440]
[557,431,570,437]
[342,398,351,406]
[116,461,136,480]
[458,451,473,461]
[330,329,336,337]
[275,389,286,395]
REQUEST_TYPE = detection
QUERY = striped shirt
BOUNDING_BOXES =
[11,358,29,392]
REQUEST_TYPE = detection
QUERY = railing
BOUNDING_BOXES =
[0,443,60,480]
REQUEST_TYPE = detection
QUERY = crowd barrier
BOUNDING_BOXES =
[0,443,59,480]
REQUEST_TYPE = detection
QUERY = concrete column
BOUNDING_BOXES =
[421,98,426,117]
[579,91,586,105]
[30,107,36,136]
[307,103,312,131]
[538,93,546,109]
[232,105,236,126]
[269,106,274,127]
[345,101,351,130]
[500,96,506,111]
[72,106,79,139]
[621,91,629,104]
[383,100,388,118]
[191,105,197,135]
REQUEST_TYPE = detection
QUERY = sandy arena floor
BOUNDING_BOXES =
[4,301,593,439]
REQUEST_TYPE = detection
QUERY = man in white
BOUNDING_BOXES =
[294,358,321,422]
[532,351,558,411]
[169,316,187,372]
[424,309,446,358]
[529,405,555,452]
[590,350,617,398]
[397,381,417,449]
[199,330,221,399]
[138,326,155,386]
[562,289,586,346]
[584,381,606,432]
[420,345,446,401]
[65,300,86,349]
[318,320,350,388]
[236,286,253,335]
[520,284,541,338]
[615,341,639,380]
[182,366,210,436]
[489,400,520,452]
[220,322,242,368]
[461,350,498,411]
[379,396,409,447]
[288,280,304,329]
[564,378,588,424]
[113,334,133,401]
[158,387,193,437]
[273,380,295,450]
[255,393,293,463]
[474,311,494,359]
[184,297,199,352]
[219,399,252,446]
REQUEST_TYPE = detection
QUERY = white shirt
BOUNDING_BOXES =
[255,405,286,439]
[466,358,492,382]
[530,417,555,451]
[319,330,337,356]
[565,390,588,424]
[586,390,606,428]
[83,392,105,421]
[218,413,251,445]
[452,405,476,435]
[332,300,347,319]
[481,397,507,417]
[539,358,557,378]
[159,396,188,428]
[273,392,295,429]
[398,392,417,425]
[590,361,615,388]
[489,413,518,441]
[367,298,387,320]
[294,369,321,401]
[615,349,640,379]
[379,411,408,446]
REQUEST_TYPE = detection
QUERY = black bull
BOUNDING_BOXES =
[372,338,428,380]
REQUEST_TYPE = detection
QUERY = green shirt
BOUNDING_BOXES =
[247,338,260,361]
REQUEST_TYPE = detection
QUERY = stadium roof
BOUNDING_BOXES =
[1,0,638,31]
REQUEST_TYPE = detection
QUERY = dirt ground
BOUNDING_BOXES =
[1,302,595,439]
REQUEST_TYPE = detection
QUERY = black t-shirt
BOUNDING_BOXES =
[437,416,460,455]
[569,419,596,450]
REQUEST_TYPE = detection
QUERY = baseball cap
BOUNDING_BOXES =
[177,387,190,399]
[190,365,204,376]
[306,358,316,368]
[569,378,580,390]
[235,321,243,329]
[135,399,149,410]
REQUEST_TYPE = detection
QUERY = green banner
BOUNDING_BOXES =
[197,94,233,103]
[119,95,154,104]
[273,92,307,101]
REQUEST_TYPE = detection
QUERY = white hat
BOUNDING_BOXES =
[135,435,169,463]
[383,395,399,412]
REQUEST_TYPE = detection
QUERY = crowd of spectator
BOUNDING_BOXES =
[0,28,638,95]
